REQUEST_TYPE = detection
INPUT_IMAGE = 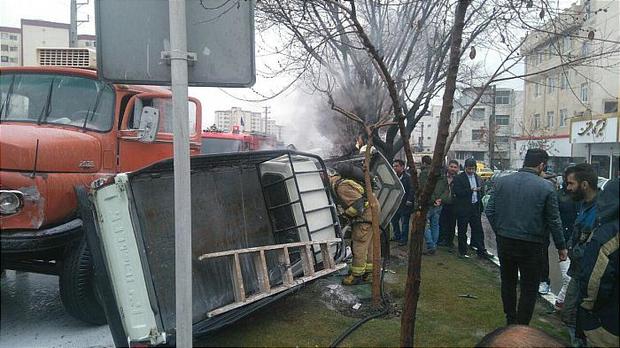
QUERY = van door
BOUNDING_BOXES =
[117,93,202,172]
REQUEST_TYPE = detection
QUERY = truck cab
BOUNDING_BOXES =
[0,54,202,324]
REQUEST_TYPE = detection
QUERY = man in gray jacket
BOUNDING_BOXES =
[485,148,568,325]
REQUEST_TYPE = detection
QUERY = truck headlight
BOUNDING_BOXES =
[0,190,24,215]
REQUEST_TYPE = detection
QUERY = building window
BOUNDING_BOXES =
[534,82,541,97]
[560,73,568,90]
[471,129,483,141]
[559,109,568,127]
[472,107,485,120]
[0,44,8,51]
[495,115,510,125]
[0,33,7,39]
[537,50,543,64]
[580,83,589,102]
[0,56,8,62]
[547,111,555,128]
[455,130,462,143]
[9,34,17,40]
[547,76,556,94]
[604,100,618,113]
[9,57,17,63]
[533,113,541,128]
[9,46,17,52]
[581,42,589,56]
[495,90,511,104]
[85,41,90,47]
[562,36,571,51]
[496,136,510,143]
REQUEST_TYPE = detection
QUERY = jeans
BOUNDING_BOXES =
[391,210,411,242]
[439,204,456,247]
[496,235,544,325]
[424,206,442,250]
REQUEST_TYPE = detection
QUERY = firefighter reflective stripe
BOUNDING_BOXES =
[350,265,366,276]
[365,263,373,273]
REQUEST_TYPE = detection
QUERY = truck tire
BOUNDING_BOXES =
[59,236,107,325]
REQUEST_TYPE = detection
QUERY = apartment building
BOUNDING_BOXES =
[0,20,97,67]
[214,107,264,133]
[519,0,619,177]
[0,26,21,66]
[444,87,524,169]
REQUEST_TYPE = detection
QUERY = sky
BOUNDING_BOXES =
[0,0,305,133]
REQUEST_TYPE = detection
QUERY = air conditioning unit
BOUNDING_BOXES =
[36,47,97,69]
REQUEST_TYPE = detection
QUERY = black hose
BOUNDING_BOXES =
[329,229,391,347]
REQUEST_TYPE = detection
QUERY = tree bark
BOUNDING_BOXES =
[363,127,382,307]
[399,0,471,346]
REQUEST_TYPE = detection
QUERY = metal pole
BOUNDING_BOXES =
[168,0,192,346]
[70,0,78,47]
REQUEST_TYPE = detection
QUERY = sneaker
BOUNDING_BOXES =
[554,300,564,311]
[458,253,470,259]
[342,274,364,286]
[538,282,550,295]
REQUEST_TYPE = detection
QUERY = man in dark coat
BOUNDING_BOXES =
[485,149,567,326]
[577,178,619,347]
[453,158,493,259]
[391,159,414,246]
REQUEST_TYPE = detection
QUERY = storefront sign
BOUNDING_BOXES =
[571,116,618,144]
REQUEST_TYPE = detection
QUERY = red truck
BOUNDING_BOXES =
[201,128,277,154]
[0,57,202,324]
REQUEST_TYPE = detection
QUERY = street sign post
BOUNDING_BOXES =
[95,1,255,346]
[95,0,255,87]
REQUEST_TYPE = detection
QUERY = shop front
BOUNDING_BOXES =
[570,114,620,178]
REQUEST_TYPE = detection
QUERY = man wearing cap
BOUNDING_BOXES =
[485,148,568,325]
[453,158,494,259]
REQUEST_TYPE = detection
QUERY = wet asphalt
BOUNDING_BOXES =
[0,270,114,348]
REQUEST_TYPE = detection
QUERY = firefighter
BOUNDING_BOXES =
[328,167,374,286]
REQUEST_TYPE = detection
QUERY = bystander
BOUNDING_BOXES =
[438,160,459,251]
[453,158,493,259]
[485,149,567,325]
[390,159,414,246]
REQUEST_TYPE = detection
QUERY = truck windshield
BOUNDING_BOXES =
[201,138,243,154]
[0,73,114,131]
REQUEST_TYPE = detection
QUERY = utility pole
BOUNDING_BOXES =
[488,85,496,169]
[168,0,192,346]
[69,0,89,48]
[263,106,271,134]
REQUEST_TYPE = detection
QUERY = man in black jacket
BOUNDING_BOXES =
[577,178,618,347]
[391,159,414,246]
[485,148,568,325]
[453,158,493,259]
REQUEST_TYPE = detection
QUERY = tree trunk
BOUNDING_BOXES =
[364,127,382,306]
[399,0,471,346]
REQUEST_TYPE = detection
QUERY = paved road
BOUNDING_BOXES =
[0,270,114,348]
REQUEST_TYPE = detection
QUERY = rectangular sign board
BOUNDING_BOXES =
[95,0,255,87]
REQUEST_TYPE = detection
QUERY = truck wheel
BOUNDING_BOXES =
[59,236,107,325]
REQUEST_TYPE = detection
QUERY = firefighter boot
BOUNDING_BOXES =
[342,274,364,286]
[362,263,373,283]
